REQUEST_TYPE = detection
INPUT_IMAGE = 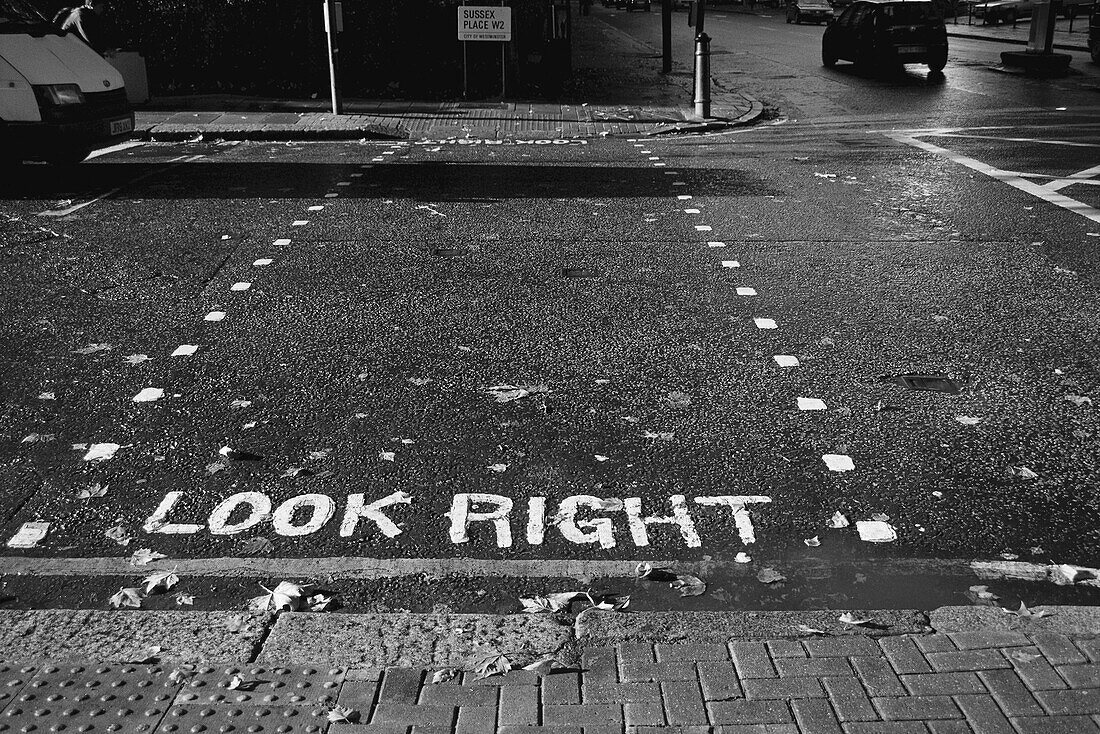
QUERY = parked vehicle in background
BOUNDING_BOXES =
[616,0,652,10]
[788,0,836,23]
[971,0,1032,23]
[0,0,133,164]
[1091,7,1099,62]
[822,0,948,71]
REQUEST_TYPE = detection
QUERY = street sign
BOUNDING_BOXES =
[458,6,512,41]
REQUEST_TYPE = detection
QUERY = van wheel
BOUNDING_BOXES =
[928,50,947,72]
[46,147,92,165]
[822,45,837,66]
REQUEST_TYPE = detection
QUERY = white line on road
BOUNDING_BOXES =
[85,140,146,159]
[888,133,1100,225]
[38,154,205,217]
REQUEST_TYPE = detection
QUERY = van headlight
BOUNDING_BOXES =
[33,84,86,106]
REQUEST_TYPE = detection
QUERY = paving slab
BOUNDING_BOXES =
[0,610,269,662]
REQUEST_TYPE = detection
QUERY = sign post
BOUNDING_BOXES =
[323,0,344,115]
[458,5,513,99]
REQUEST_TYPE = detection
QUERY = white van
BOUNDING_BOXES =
[0,0,133,163]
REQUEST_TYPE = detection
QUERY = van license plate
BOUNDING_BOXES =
[109,118,133,135]
[897,45,927,53]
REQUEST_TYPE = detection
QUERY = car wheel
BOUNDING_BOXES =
[928,50,947,72]
[822,44,838,66]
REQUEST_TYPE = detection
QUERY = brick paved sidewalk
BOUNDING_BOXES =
[4,631,1100,733]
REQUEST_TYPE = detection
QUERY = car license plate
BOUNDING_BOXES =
[109,118,133,135]
[897,45,927,54]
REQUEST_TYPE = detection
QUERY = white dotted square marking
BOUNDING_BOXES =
[325,193,339,198]
[823,454,855,472]
[663,171,678,175]
[231,282,251,292]
[337,182,351,187]
[773,355,799,367]
[640,150,652,153]
[382,151,396,155]
[351,173,363,178]
[722,260,740,268]
[673,181,687,186]
[292,220,309,226]
[372,157,384,162]
[253,258,273,267]
[677,195,692,200]
[685,208,701,214]
[308,205,324,211]
[654,163,667,167]
[754,318,777,330]
[172,345,198,357]
[736,287,757,297]
[696,225,712,231]
[273,239,291,246]
[797,397,827,411]
[707,242,726,248]
[648,156,660,161]
[205,311,226,322]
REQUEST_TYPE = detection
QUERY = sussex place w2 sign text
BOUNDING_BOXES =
[458,6,512,41]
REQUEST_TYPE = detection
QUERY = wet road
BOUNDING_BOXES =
[2,21,1100,610]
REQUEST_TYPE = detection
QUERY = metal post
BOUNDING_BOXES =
[693,32,710,118]
[323,0,342,115]
[500,0,506,99]
[662,0,672,73]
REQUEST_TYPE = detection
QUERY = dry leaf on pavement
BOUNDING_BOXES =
[129,548,167,567]
[520,592,585,613]
[1010,466,1039,479]
[143,569,180,594]
[249,581,307,612]
[1005,602,1052,620]
[838,612,872,625]
[486,384,549,403]
[175,593,195,606]
[803,536,821,547]
[670,574,706,597]
[522,658,557,676]
[795,624,828,635]
[470,651,512,680]
[326,705,357,723]
[78,482,108,499]
[308,593,337,612]
[109,587,143,609]
[757,568,786,585]
[431,668,459,684]
[826,511,849,529]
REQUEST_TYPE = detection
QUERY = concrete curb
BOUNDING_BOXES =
[947,29,1091,52]
[2,605,1095,666]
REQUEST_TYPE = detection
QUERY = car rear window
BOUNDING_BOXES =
[880,2,940,22]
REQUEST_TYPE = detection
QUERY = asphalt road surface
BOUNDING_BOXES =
[2,14,1100,610]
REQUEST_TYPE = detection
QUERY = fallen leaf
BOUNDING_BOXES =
[281,466,314,478]
[308,593,337,612]
[309,450,331,460]
[129,548,167,566]
[1004,602,1052,620]
[249,581,307,612]
[133,646,162,663]
[838,612,872,625]
[1009,650,1042,663]
[1064,395,1093,407]
[38,392,55,400]
[78,483,109,499]
[520,592,585,613]
[470,650,512,680]
[1054,564,1096,584]
[487,463,509,473]
[734,552,752,564]
[143,569,180,594]
[592,594,631,611]
[227,675,244,690]
[594,498,623,511]
[167,668,194,685]
[83,442,122,461]
[105,524,133,546]
[757,568,786,585]
[124,354,151,365]
[670,574,706,597]
[379,451,396,462]
[21,433,56,444]
[1010,466,1038,480]
[826,511,850,529]
[796,624,828,635]
[432,668,459,684]
[955,416,982,426]
[109,587,142,609]
[229,399,252,409]
[522,657,557,676]
[238,537,274,556]
[326,705,357,724]
[219,446,263,461]
[594,454,610,462]
[871,513,890,522]
[206,460,229,475]
[803,536,821,547]
[968,585,999,602]
[486,384,549,403]
[855,520,897,543]
[408,377,433,386]
[175,593,195,606]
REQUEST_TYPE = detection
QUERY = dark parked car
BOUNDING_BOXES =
[616,0,652,9]
[788,0,835,23]
[822,0,948,71]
